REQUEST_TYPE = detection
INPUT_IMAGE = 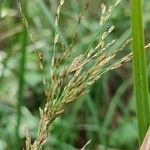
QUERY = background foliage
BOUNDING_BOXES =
[0,0,150,149]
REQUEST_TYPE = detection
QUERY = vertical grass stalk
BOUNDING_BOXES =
[16,1,28,149]
[16,27,27,149]
[131,0,150,144]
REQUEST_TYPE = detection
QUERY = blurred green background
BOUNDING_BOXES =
[0,0,150,149]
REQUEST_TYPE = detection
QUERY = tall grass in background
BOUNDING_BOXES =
[16,1,28,149]
[131,0,150,144]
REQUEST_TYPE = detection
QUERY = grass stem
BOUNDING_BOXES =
[16,1,28,149]
[131,0,150,144]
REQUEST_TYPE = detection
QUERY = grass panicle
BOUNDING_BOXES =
[21,0,150,149]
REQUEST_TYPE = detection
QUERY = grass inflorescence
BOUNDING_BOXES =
[17,0,150,149]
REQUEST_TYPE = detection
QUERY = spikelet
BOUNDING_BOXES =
[69,55,83,73]
[100,3,107,26]
[25,129,32,150]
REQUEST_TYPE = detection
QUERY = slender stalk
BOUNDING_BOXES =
[131,0,150,144]
[16,1,28,149]
[16,28,27,149]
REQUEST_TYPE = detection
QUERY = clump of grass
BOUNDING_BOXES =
[18,0,150,149]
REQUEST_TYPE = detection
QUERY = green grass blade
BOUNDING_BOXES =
[16,1,28,149]
[16,28,27,149]
[102,81,128,129]
[131,0,150,144]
